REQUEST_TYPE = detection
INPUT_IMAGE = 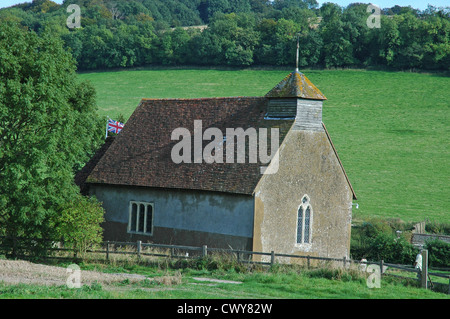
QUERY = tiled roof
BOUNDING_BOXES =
[265,70,327,100]
[86,97,294,195]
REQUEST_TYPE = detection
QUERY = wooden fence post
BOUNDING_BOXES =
[270,251,275,266]
[448,277,450,295]
[343,256,347,268]
[421,250,428,289]
[307,255,310,269]
[106,241,110,261]
[202,245,207,258]
[137,240,142,259]
[380,259,384,276]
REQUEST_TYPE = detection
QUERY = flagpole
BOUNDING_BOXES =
[105,116,110,139]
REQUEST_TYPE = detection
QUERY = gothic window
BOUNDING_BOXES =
[297,195,312,244]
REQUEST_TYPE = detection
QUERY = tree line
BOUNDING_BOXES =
[0,0,449,71]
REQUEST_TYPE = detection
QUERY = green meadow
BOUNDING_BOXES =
[1,263,448,299]
[78,68,450,224]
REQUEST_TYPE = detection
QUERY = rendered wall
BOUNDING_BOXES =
[90,185,254,250]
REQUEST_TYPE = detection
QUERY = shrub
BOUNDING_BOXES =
[425,221,450,236]
[425,239,450,268]
[54,194,105,258]
[351,218,417,264]
[368,232,417,264]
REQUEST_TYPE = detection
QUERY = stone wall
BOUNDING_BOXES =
[253,128,353,261]
[411,233,450,247]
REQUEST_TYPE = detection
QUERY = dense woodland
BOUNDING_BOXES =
[0,0,449,71]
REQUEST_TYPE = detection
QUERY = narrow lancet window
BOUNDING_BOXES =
[297,195,312,244]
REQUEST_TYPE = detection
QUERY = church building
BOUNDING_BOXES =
[77,67,357,261]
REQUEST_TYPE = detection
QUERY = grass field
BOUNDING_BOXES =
[1,261,448,299]
[77,67,450,224]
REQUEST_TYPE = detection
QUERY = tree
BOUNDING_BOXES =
[395,13,426,69]
[342,3,371,66]
[197,12,259,66]
[154,29,175,64]
[0,22,104,257]
[28,0,60,14]
[61,29,83,62]
[255,18,299,66]
[78,24,114,69]
[254,18,278,64]
[375,15,401,67]
[199,0,230,22]
[273,0,316,10]
[249,0,274,17]
[420,16,450,70]
[319,1,342,23]
[319,3,354,67]
[298,28,322,67]
[171,27,193,64]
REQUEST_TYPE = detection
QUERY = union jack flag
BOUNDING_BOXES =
[107,118,124,134]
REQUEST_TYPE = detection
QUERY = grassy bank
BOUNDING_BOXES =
[1,260,448,299]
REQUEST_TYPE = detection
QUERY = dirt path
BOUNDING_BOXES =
[0,259,148,287]
[0,259,242,294]
[192,277,242,284]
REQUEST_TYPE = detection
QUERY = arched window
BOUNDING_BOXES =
[297,195,312,244]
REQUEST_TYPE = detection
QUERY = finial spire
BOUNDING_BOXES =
[295,34,299,72]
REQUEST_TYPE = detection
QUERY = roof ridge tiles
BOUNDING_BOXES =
[141,96,264,101]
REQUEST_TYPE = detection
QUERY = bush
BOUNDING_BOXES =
[351,218,418,264]
[425,239,450,268]
[55,194,105,258]
[425,221,450,236]
[368,232,417,264]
